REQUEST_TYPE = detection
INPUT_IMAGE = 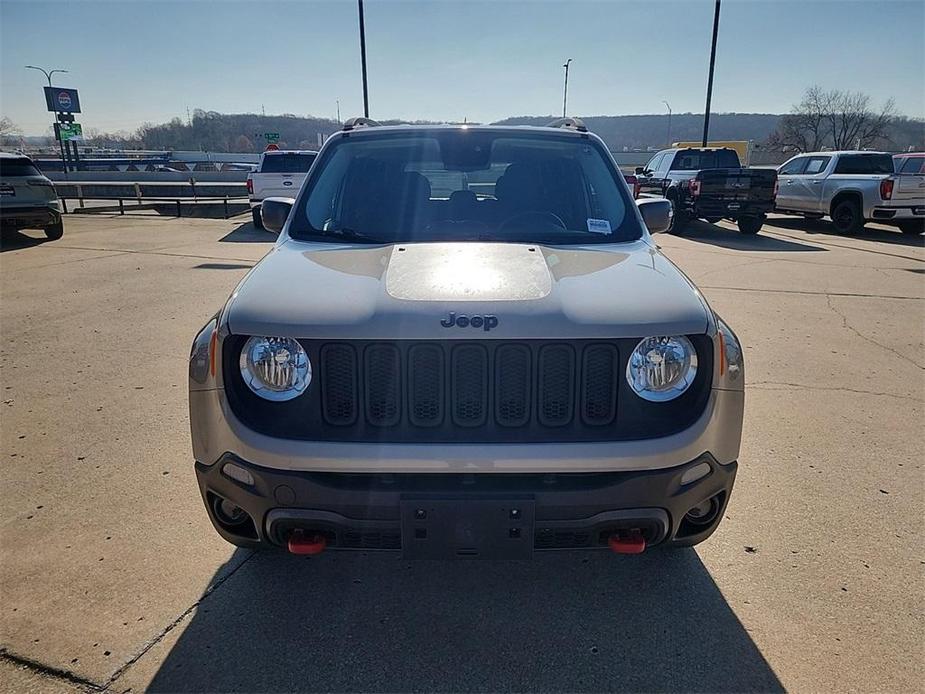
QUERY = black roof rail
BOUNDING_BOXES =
[546,117,588,132]
[342,117,382,131]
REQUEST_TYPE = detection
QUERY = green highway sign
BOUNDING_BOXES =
[56,122,83,141]
[264,132,280,143]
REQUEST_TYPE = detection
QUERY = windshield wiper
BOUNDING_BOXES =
[321,226,383,243]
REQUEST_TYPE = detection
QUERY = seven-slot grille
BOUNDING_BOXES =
[318,341,618,431]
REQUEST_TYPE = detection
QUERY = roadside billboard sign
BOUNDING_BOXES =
[44,86,81,114]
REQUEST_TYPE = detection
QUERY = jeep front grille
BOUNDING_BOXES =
[223,336,713,444]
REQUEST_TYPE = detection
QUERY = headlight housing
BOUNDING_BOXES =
[239,336,311,401]
[626,336,698,402]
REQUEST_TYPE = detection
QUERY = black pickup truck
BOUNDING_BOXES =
[635,147,778,235]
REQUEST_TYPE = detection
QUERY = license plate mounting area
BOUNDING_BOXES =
[400,497,535,560]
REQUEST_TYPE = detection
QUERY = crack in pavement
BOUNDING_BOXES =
[0,551,257,693]
[0,649,102,692]
[825,294,925,370]
[701,285,923,301]
[101,550,257,691]
[748,381,925,403]
[8,242,261,265]
[761,230,924,263]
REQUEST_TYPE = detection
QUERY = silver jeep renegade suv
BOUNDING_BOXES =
[189,118,745,558]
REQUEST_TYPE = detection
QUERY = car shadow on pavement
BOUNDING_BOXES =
[0,228,52,252]
[765,216,924,248]
[219,222,277,244]
[677,221,825,253]
[147,548,783,693]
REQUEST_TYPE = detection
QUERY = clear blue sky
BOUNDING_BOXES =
[1,0,922,135]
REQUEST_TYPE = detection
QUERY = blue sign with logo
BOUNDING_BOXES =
[44,87,81,114]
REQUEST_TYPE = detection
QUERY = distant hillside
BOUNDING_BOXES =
[48,109,920,154]
[135,110,783,153]
[494,113,783,150]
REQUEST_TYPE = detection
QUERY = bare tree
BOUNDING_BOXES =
[0,116,21,140]
[770,86,896,152]
[827,91,895,150]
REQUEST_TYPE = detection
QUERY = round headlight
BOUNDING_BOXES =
[239,336,311,401]
[626,336,697,402]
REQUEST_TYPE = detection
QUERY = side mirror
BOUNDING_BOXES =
[260,197,295,234]
[637,198,673,234]
[634,166,646,175]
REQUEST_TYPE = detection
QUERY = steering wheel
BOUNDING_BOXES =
[498,211,567,234]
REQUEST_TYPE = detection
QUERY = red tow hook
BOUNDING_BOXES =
[608,530,646,554]
[287,530,327,555]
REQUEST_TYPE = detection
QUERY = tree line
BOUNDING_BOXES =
[2,90,922,154]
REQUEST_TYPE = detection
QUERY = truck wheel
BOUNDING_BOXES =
[898,220,924,235]
[736,215,765,235]
[44,220,64,240]
[831,199,864,235]
[667,198,689,235]
[251,207,263,230]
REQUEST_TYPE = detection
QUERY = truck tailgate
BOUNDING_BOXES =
[252,173,305,200]
[894,173,925,203]
[697,168,777,202]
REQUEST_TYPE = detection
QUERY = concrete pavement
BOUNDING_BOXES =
[1,213,922,692]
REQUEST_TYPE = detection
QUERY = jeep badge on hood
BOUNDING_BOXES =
[441,312,499,331]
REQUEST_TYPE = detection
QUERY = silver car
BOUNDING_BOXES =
[0,152,63,239]
[189,119,745,559]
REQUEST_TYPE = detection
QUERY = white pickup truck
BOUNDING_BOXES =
[776,150,924,235]
[246,150,317,229]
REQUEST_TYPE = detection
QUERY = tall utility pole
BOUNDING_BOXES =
[358,0,370,118]
[336,99,341,123]
[663,100,672,147]
[701,0,721,146]
[562,58,572,118]
[25,65,69,172]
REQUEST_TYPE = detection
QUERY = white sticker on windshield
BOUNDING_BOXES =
[587,218,612,234]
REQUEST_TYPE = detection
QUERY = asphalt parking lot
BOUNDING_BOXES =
[1,212,922,693]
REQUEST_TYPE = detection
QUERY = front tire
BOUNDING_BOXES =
[831,199,864,235]
[44,220,64,240]
[251,207,263,230]
[898,220,924,235]
[736,215,765,235]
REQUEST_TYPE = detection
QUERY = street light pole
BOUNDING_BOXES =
[25,65,70,172]
[662,100,672,148]
[358,0,370,118]
[701,0,721,146]
[562,58,572,118]
[25,65,68,87]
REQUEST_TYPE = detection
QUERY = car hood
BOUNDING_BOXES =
[225,239,711,339]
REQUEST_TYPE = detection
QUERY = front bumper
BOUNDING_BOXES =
[190,386,744,474]
[0,203,60,229]
[196,453,736,554]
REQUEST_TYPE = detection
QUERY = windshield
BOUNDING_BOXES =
[260,153,317,173]
[670,149,740,170]
[290,131,642,244]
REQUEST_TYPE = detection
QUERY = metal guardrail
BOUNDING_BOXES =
[53,179,249,219]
